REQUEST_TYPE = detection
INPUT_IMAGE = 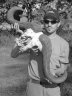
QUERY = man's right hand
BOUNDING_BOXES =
[14,23,19,31]
[14,23,23,34]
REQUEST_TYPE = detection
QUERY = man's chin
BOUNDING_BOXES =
[48,31,52,33]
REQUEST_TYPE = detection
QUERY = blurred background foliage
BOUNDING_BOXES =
[0,0,72,56]
[0,0,72,45]
[0,0,72,53]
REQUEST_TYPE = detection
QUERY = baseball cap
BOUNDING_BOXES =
[43,9,60,23]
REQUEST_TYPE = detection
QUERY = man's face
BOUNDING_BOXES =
[44,19,60,34]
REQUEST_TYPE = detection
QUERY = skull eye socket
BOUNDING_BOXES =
[21,36,32,40]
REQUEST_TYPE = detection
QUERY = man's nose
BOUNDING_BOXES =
[48,22,52,26]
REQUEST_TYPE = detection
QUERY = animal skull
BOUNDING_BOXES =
[15,28,43,51]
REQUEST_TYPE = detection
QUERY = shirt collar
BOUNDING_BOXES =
[49,32,57,39]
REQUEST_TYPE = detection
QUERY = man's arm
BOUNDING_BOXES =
[55,42,70,76]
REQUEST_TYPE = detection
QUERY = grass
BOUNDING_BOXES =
[0,31,30,96]
[0,46,29,96]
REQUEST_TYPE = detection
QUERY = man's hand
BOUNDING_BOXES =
[14,23,19,31]
[14,23,23,34]
[55,64,68,77]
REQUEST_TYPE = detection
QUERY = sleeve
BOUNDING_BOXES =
[59,41,69,64]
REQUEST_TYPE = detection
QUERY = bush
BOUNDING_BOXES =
[0,30,15,47]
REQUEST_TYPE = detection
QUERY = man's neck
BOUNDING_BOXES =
[48,32,57,39]
[43,29,56,36]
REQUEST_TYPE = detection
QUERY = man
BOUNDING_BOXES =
[43,9,69,77]
[11,9,69,96]
[39,9,69,96]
